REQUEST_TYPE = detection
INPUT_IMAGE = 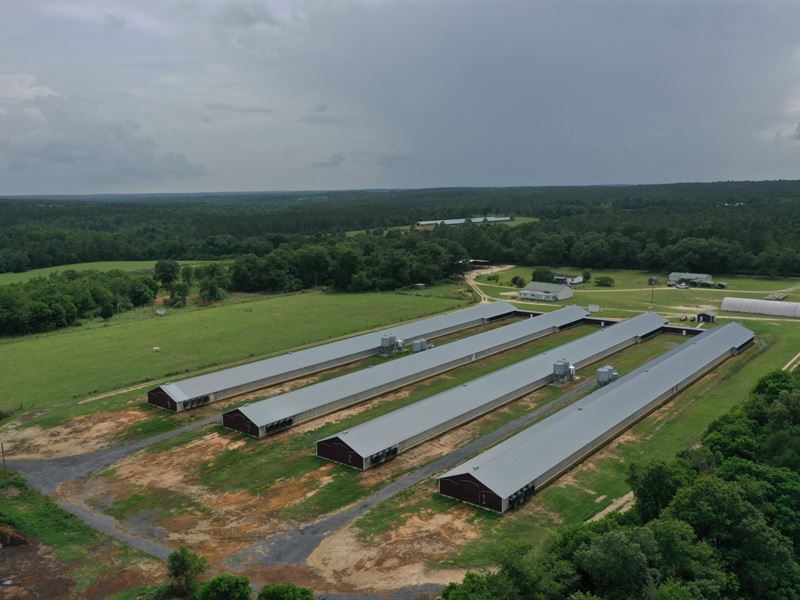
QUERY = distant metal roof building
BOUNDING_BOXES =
[438,322,754,513]
[415,216,512,227]
[224,306,588,436]
[721,297,800,318]
[518,281,574,301]
[316,312,667,470]
[669,272,713,283]
[147,302,516,412]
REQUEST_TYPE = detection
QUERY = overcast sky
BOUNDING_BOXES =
[2,1,800,195]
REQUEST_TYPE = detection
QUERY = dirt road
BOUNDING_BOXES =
[464,264,512,303]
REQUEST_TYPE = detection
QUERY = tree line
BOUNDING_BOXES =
[442,369,800,599]
[0,270,161,336]
[2,180,800,277]
[228,232,468,293]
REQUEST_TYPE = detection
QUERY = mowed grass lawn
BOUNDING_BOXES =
[0,289,469,417]
[476,266,799,317]
[0,259,224,286]
[479,265,797,292]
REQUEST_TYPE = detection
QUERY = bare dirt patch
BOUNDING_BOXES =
[587,491,635,522]
[63,431,346,568]
[308,509,478,592]
[81,558,164,600]
[0,543,73,599]
[1,409,149,460]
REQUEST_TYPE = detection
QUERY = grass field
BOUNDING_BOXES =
[479,266,797,292]
[352,318,800,568]
[0,260,226,286]
[0,289,470,426]
[475,266,800,319]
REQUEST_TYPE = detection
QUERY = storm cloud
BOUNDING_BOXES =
[2,1,800,194]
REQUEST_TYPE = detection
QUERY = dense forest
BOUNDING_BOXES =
[2,181,800,277]
[0,270,160,336]
[442,370,800,600]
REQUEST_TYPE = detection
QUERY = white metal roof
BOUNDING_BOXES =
[235,306,588,426]
[439,322,754,499]
[721,296,800,318]
[159,302,516,403]
[416,217,511,226]
[320,312,668,459]
[669,272,713,281]
[522,282,572,294]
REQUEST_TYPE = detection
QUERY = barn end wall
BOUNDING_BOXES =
[147,387,178,411]
[316,437,365,469]
[222,409,260,437]
[438,473,504,513]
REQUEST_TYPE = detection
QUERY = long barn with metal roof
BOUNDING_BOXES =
[721,297,800,318]
[223,305,588,436]
[437,322,754,513]
[148,302,516,412]
[316,312,667,470]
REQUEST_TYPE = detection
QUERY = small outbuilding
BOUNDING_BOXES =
[518,282,574,302]
[668,272,714,287]
[553,273,584,286]
[697,310,716,323]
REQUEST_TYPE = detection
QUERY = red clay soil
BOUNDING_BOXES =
[0,543,73,600]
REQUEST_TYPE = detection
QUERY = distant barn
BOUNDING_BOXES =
[414,216,511,229]
[518,282,573,302]
[148,302,517,412]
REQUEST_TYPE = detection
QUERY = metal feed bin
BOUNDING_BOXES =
[596,365,619,386]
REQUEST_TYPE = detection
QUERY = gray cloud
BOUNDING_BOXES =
[0,75,203,194]
[311,152,347,169]
[299,113,353,127]
[205,102,272,115]
[3,2,800,192]
[311,151,410,170]
[103,12,127,30]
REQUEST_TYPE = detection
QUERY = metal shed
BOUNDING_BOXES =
[224,306,589,436]
[316,312,667,470]
[518,282,574,302]
[147,302,516,412]
[721,297,800,318]
[437,322,754,513]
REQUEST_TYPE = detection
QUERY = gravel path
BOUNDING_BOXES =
[6,415,219,560]
[232,378,597,568]
[7,415,219,494]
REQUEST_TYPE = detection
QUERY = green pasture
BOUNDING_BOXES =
[0,289,469,424]
[476,266,799,318]
[478,265,797,292]
[0,259,224,286]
